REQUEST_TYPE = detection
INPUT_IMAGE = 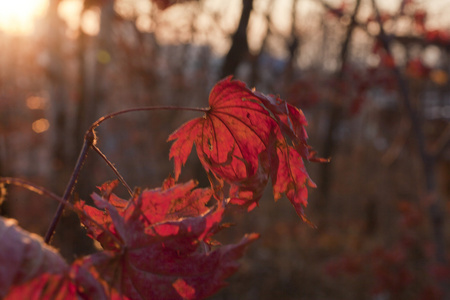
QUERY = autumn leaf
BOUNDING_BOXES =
[76,180,258,299]
[76,180,214,249]
[4,262,113,300]
[168,76,323,219]
[5,273,79,300]
[0,217,68,298]
[82,232,258,300]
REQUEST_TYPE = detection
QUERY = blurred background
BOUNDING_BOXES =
[0,0,449,299]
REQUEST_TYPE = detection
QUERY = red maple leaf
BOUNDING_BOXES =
[76,180,214,249]
[168,77,324,220]
[76,180,258,299]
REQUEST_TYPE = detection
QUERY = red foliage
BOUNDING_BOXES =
[151,0,197,10]
[74,179,260,299]
[5,263,110,300]
[169,77,323,221]
[0,77,320,298]
[326,1,348,18]
[406,58,430,79]
[324,202,450,299]
[287,80,320,109]
[413,9,427,32]
[5,273,80,300]
[426,29,450,43]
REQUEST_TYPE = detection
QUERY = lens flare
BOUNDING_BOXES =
[0,0,48,35]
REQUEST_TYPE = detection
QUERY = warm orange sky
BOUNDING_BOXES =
[0,0,47,35]
[0,0,449,37]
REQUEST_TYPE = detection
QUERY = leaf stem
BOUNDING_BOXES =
[88,106,207,196]
[89,106,208,131]
[92,144,133,196]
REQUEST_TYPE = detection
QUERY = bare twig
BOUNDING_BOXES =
[0,177,63,204]
[91,144,133,196]
[0,177,123,247]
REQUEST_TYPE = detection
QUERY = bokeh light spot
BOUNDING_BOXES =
[26,96,47,110]
[32,118,50,133]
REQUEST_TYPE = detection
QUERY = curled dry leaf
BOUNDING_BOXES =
[0,215,115,299]
[0,217,68,298]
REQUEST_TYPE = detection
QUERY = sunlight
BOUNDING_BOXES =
[0,0,48,35]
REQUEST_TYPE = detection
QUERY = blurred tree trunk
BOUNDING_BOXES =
[317,0,361,209]
[75,0,115,149]
[44,0,97,261]
[92,0,115,119]
[248,0,273,87]
[0,136,8,216]
[61,0,117,261]
[44,0,71,180]
[74,28,88,150]
[220,0,253,78]
[283,0,300,89]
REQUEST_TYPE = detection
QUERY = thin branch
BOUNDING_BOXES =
[44,133,94,243]
[0,177,123,247]
[0,177,63,204]
[338,0,362,78]
[92,144,133,196]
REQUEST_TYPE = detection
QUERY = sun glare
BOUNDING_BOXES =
[0,0,48,35]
